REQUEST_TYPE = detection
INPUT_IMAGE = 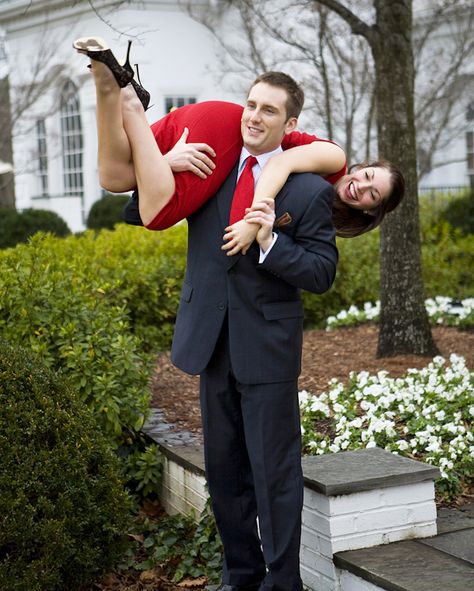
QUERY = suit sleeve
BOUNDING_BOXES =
[258,180,338,294]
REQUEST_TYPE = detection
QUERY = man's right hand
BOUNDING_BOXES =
[164,127,216,179]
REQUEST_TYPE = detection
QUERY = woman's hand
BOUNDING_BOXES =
[243,199,276,253]
[222,219,259,256]
[164,127,216,179]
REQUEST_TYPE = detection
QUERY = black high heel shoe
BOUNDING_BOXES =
[131,63,151,111]
[73,36,134,88]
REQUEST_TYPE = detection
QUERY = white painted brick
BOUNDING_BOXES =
[380,481,435,506]
[407,501,437,524]
[328,489,384,515]
[331,530,386,553]
[304,488,330,515]
[301,564,325,591]
[331,521,437,553]
[302,506,332,536]
[327,481,435,516]
[301,564,340,591]
[301,524,333,558]
[338,569,384,591]
[300,545,337,580]
[354,506,410,532]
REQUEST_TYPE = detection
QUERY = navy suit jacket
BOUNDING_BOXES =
[171,163,338,384]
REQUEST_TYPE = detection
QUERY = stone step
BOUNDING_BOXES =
[334,530,474,591]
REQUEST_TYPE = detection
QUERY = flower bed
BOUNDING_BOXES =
[299,354,473,501]
[326,296,474,330]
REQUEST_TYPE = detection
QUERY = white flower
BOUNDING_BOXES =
[366,440,377,449]
[396,440,409,451]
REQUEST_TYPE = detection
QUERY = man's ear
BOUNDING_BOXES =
[284,117,298,134]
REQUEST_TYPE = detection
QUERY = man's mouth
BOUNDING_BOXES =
[247,125,263,136]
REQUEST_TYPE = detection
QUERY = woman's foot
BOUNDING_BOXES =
[73,36,134,88]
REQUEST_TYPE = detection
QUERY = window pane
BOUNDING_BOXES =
[60,80,84,196]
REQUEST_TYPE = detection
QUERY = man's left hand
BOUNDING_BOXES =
[243,198,276,252]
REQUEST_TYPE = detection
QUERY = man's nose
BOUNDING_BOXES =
[250,109,262,122]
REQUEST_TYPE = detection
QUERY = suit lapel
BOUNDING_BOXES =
[217,162,239,231]
[274,178,292,218]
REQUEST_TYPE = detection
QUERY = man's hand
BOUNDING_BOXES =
[222,219,259,256]
[163,127,216,179]
[243,198,276,252]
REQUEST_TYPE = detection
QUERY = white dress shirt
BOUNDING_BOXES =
[236,146,282,262]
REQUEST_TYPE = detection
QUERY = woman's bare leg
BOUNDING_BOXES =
[121,86,176,226]
[89,61,137,192]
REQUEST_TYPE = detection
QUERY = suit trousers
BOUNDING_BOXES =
[200,322,304,591]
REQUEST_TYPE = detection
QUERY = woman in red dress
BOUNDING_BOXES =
[74,37,404,248]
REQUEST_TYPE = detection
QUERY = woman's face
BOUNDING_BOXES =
[337,166,392,211]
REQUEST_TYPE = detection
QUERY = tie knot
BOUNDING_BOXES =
[245,156,258,170]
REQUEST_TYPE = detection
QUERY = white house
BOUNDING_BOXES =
[0,0,243,231]
[0,0,472,232]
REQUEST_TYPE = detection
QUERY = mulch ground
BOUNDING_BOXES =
[150,324,474,438]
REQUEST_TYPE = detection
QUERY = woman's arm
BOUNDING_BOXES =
[254,140,345,202]
[222,141,346,255]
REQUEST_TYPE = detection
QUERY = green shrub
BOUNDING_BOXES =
[0,207,70,248]
[440,191,474,235]
[0,341,132,591]
[86,193,130,230]
[0,231,152,444]
[422,221,474,298]
[303,230,380,328]
[302,215,474,329]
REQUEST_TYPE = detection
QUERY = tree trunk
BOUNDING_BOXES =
[0,75,16,209]
[372,0,438,357]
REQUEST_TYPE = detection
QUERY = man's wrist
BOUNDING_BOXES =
[259,234,273,253]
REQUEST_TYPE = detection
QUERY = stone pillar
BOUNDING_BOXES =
[300,448,439,591]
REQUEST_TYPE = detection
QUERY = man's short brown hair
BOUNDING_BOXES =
[249,71,305,120]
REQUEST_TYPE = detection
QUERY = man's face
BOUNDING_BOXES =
[241,82,297,155]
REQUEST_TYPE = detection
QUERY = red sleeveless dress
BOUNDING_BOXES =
[145,101,346,230]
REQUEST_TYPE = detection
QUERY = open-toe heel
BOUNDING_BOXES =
[73,36,134,88]
[131,63,151,111]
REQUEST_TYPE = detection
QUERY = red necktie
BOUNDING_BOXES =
[229,156,258,224]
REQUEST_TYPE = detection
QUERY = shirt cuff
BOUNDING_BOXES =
[259,232,278,263]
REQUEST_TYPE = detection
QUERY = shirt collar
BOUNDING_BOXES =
[238,145,283,174]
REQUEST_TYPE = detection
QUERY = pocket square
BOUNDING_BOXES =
[274,212,292,227]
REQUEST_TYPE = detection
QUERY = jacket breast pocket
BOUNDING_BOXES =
[261,300,304,320]
[180,281,193,303]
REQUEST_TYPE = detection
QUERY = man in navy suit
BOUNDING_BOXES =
[171,72,338,591]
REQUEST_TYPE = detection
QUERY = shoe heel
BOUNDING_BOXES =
[122,39,134,76]
[132,64,151,111]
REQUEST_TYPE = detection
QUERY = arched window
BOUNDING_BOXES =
[60,80,83,196]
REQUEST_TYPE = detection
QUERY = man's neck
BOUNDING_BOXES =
[240,145,283,170]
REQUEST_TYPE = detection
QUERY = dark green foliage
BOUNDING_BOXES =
[441,192,474,235]
[86,193,130,230]
[0,207,70,248]
[303,230,381,328]
[0,231,152,444]
[121,498,222,583]
[0,342,132,591]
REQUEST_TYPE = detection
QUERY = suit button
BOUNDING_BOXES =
[217,302,226,311]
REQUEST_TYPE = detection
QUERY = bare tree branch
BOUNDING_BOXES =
[309,0,374,41]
